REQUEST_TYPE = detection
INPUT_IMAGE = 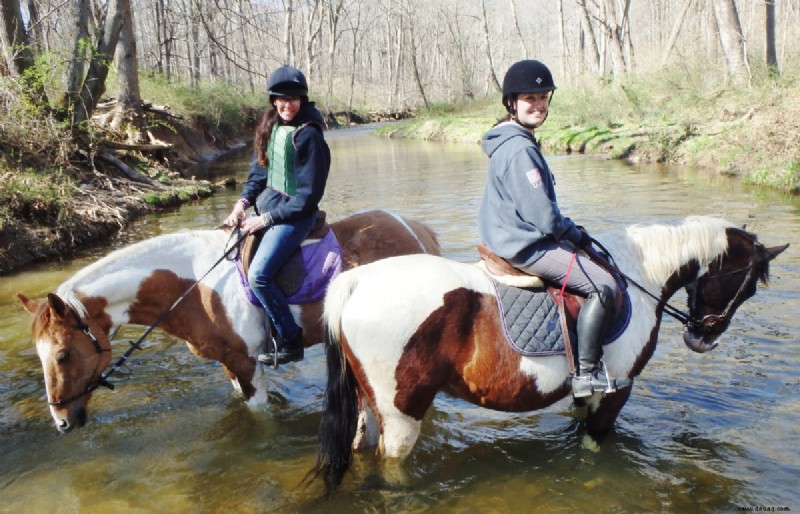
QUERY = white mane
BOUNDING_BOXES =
[626,216,735,286]
[56,229,229,318]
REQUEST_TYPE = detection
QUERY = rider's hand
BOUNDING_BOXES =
[578,228,593,249]
[223,200,247,228]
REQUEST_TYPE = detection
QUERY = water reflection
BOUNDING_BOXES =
[1,125,798,512]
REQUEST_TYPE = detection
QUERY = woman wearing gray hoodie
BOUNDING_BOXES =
[478,60,628,399]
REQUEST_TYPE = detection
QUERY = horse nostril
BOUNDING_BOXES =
[56,418,71,433]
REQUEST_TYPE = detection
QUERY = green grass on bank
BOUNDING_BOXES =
[378,65,800,193]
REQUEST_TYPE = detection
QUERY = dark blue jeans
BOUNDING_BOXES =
[248,212,316,342]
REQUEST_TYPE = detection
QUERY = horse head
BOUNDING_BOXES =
[682,228,789,353]
[18,292,113,433]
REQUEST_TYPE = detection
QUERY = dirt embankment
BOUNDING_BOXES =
[0,106,255,275]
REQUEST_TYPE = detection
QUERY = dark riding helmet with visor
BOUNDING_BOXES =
[267,65,309,98]
[501,59,556,115]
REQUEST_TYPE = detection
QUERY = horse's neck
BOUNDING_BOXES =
[58,231,224,324]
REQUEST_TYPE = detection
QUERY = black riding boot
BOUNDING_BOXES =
[571,285,630,397]
[258,330,304,367]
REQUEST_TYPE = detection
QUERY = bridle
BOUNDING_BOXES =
[47,307,113,407]
[47,227,247,408]
[588,237,761,336]
[684,248,760,335]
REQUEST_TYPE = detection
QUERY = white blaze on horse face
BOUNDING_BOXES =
[35,338,66,424]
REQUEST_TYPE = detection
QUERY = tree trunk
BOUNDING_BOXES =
[556,0,568,81]
[407,22,427,108]
[713,0,749,85]
[0,0,35,75]
[111,0,144,135]
[60,0,91,111]
[601,0,628,76]
[509,0,529,59]
[480,0,500,93]
[764,0,778,74]
[577,0,601,74]
[71,0,124,130]
[661,0,693,66]
[283,0,293,65]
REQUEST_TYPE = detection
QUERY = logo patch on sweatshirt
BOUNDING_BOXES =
[526,168,542,188]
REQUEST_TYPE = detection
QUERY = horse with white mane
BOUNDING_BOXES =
[313,216,787,491]
[17,209,440,433]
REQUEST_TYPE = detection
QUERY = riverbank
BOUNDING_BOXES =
[376,71,800,194]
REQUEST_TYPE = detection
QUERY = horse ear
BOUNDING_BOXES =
[764,243,789,261]
[46,293,70,320]
[17,293,41,315]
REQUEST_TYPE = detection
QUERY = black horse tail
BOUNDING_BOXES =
[312,270,360,493]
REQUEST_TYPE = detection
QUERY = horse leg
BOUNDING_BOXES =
[377,411,423,460]
[582,385,632,443]
[352,398,380,451]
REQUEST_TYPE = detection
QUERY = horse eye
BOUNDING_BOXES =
[56,349,70,364]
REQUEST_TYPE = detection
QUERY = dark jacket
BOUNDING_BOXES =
[240,102,330,223]
[478,121,583,266]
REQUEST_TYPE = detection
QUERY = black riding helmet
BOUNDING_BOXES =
[501,59,556,114]
[267,65,309,97]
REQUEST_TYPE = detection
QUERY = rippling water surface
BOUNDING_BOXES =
[1,125,798,513]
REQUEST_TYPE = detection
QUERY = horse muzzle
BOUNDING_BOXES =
[52,404,88,433]
[683,329,719,353]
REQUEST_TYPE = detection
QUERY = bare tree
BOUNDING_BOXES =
[60,0,91,111]
[72,0,125,129]
[112,0,144,133]
[509,0,529,59]
[765,0,778,73]
[576,0,601,75]
[0,0,34,75]
[661,0,693,66]
[713,0,750,85]
[479,0,500,93]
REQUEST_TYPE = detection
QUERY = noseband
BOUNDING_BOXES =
[47,308,113,408]
[684,247,760,336]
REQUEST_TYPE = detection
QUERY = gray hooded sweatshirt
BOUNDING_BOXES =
[478,121,583,266]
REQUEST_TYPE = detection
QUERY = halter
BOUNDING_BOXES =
[588,237,760,335]
[47,228,247,407]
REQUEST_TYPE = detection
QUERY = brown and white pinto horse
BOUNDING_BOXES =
[313,216,788,491]
[17,209,439,433]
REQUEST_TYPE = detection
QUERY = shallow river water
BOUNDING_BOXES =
[1,125,798,513]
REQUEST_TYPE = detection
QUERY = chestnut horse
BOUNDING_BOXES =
[314,216,787,491]
[17,209,439,433]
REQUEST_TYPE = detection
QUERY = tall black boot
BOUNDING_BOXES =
[572,285,615,398]
[258,330,304,367]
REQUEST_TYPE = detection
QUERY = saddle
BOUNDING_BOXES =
[477,244,629,372]
[236,210,342,305]
[240,210,329,280]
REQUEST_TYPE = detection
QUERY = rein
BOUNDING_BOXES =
[587,237,757,335]
[49,228,247,407]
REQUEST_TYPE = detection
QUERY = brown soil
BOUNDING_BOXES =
[0,106,253,275]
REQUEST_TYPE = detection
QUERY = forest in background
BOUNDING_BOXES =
[1,0,799,273]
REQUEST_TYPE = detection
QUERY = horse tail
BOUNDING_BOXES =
[313,269,360,493]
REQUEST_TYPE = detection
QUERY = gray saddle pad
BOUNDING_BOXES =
[494,282,566,356]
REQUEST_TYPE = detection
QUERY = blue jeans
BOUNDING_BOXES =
[248,212,316,342]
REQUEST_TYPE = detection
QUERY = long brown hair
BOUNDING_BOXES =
[254,107,280,167]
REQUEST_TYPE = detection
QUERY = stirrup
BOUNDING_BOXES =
[572,361,632,397]
[257,335,304,368]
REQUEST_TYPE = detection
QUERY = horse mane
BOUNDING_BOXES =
[56,229,228,318]
[626,216,736,285]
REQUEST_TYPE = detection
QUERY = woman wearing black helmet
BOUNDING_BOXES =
[223,65,331,366]
[478,59,629,398]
